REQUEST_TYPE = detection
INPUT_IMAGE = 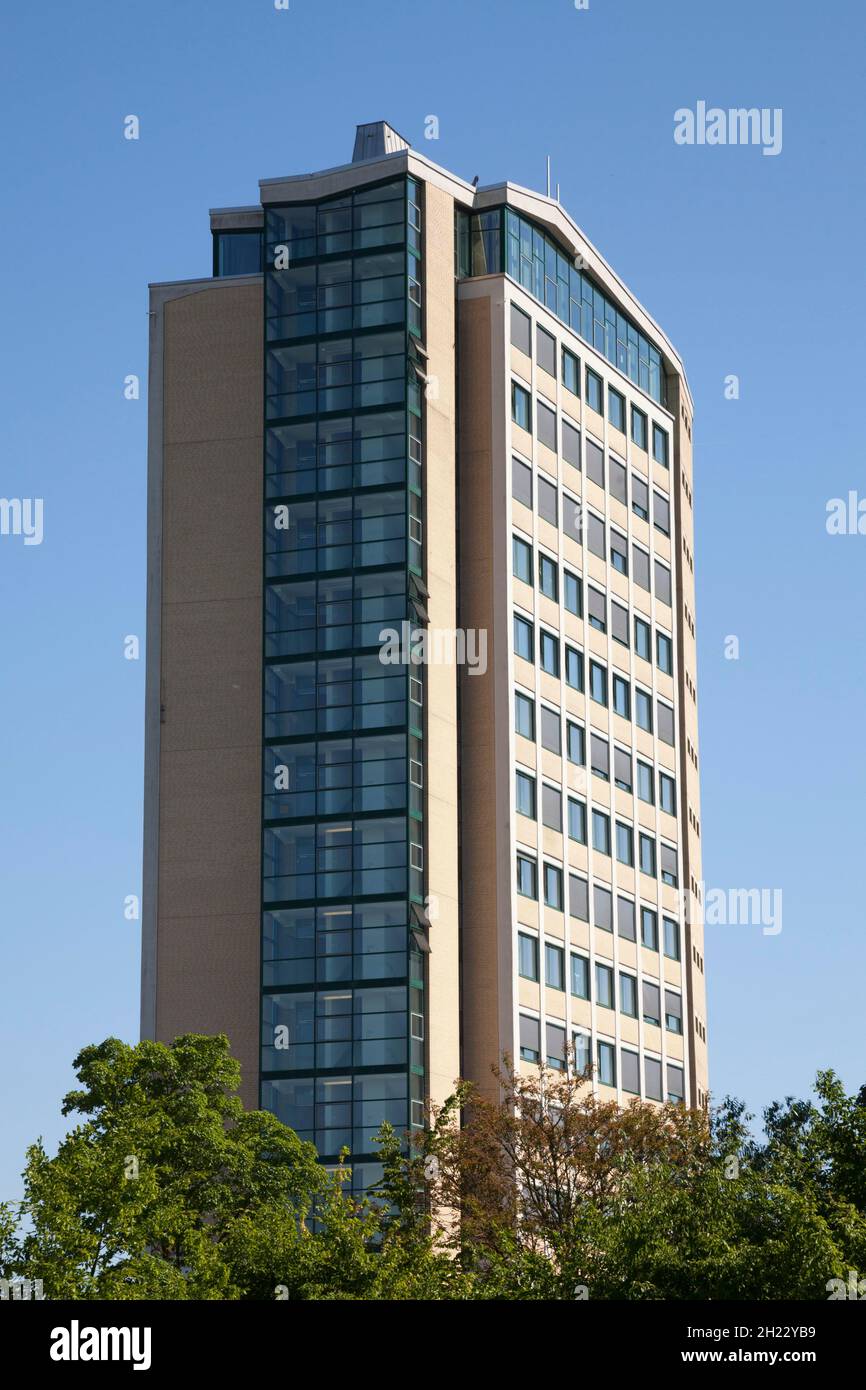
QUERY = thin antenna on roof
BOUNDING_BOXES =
[546,155,551,198]
[556,182,560,202]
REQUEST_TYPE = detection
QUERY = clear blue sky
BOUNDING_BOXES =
[2,0,864,1200]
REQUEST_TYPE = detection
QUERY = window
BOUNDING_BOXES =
[541,705,561,754]
[566,720,584,765]
[562,347,580,395]
[513,613,534,661]
[571,952,590,999]
[667,1063,685,1103]
[661,843,678,887]
[568,797,587,844]
[538,553,558,599]
[617,895,636,941]
[636,760,654,804]
[592,809,611,856]
[639,834,656,877]
[536,325,556,376]
[512,457,532,508]
[654,560,672,607]
[634,616,651,661]
[516,770,536,819]
[545,1022,566,1071]
[540,629,560,676]
[645,1056,663,1101]
[641,906,658,951]
[610,457,627,506]
[656,630,673,675]
[589,660,608,706]
[562,419,581,467]
[653,423,669,468]
[597,1040,616,1087]
[537,475,558,525]
[614,746,632,792]
[665,989,683,1034]
[544,863,564,910]
[517,852,537,899]
[569,872,589,921]
[515,691,535,740]
[573,1031,591,1074]
[588,586,606,632]
[632,545,650,591]
[612,674,630,719]
[595,963,614,1009]
[664,916,680,961]
[594,884,612,931]
[610,528,628,574]
[510,304,531,355]
[608,387,625,432]
[657,701,675,746]
[562,494,582,543]
[635,688,653,732]
[512,535,532,584]
[586,438,605,488]
[611,600,629,646]
[587,512,605,559]
[653,489,670,536]
[659,772,676,816]
[631,405,647,450]
[585,367,603,414]
[545,941,565,990]
[564,570,582,616]
[631,474,649,520]
[518,931,538,981]
[643,980,661,1028]
[565,645,584,691]
[542,783,561,831]
[519,1013,540,1063]
[512,381,531,431]
[590,733,609,781]
[616,821,634,867]
[536,400,557,452]
[621,1048,641,1095]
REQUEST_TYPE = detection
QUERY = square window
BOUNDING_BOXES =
[512,381,531,431]
[595,963,614,1009]
[639,834,656,878]
[410,842,424,871]
[585,368,603,414]
[635,688,653,732]
[545,941,565,990]
[592,809,611,856]
[537,399,557,452]
[566,720,585,765]
[537,476,558,525]
[597,1040,616,1087]
[565,645,584,691]
[540,629,560,676]
[564,570,582,616]
[510,305,531,355]
[631,474,649,521]
[516,769,536,819]
[659,772,676,816]
[641,906,658,951]
[570,953,590,999]
[612,674,630,719]
[568,797,587,843]
[517,852,537,899]
[608,387,625,432]
[514,613,534,662]
[589,660,608,706]
[634,617,651,661]
[541,706,561,754]
[512,456,532,508]
[515,691,535,740]
[544,863,564,910]
[652,423,669,468]
[518,931,538,981]
[562,347,580,395]
[512,535,532,584]
[537,325,556,376]
[657,630,673,675]
[620,972,637,1017]
[664,916,681,960]
[631,405,647,450]
[636,760,654,805]
[542,782,562,831]
[616,822,634,867]
[539,553,558,599]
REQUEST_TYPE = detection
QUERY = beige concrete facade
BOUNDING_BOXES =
[142,277,262,1109]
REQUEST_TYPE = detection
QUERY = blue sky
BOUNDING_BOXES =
[1,0,864,1200]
